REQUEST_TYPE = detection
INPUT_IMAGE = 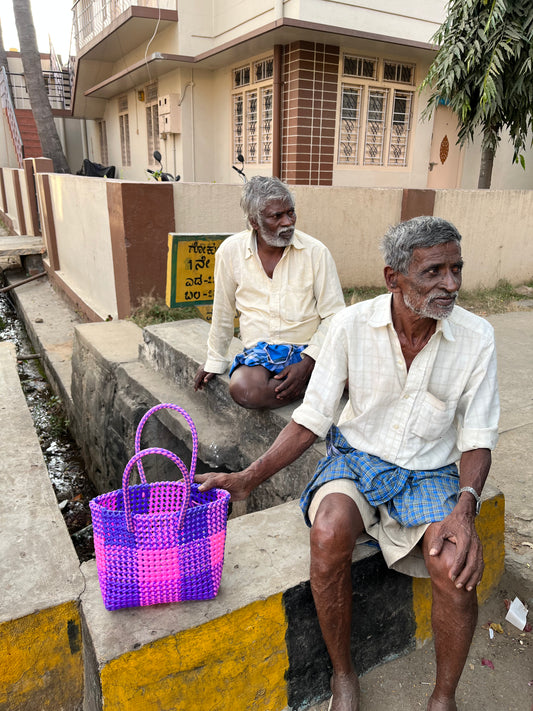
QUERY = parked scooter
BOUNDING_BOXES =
[232,153,246,183]
[146,150,181,182]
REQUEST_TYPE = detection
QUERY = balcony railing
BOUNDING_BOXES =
[7,71,72,111]
[72,0,176,53]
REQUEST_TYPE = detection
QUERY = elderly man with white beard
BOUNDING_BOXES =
[194,176,345,409]
[197,216,500,711]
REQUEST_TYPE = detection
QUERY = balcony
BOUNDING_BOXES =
[72,0,178,60]
[8,71,71,112]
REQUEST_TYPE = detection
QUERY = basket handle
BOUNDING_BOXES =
[123,447,192,533]
[134,403,198,486]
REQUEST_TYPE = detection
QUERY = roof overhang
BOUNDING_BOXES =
[73,17,438,118]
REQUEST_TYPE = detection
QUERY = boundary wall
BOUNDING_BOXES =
[1,162,532,324]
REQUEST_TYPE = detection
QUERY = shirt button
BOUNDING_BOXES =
[403,394,410,399]
[393,424,399,430]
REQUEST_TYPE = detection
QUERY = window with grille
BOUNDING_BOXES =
[383,61,415,85]
[343,55,377,80]
[98,120,108,165]
[387,91,412,166]
[253,58,274,83]
[232,57,273,165]
[118,95,130,166]
[337,58,415,168]
[233,65,250,89]
[338,85,362,165]
[364,89,387,165]
[145,82,160,163]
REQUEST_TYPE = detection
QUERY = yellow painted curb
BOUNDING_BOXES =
[101,593,290,711]
[413,492,505,646]
[0,600,83,709]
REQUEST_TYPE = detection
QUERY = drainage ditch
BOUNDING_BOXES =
[0,273,96,563]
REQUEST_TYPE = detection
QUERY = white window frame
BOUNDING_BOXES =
[118,95,131,167]
[232,56,274,165]
[337,57,415,168]
[145,82,160,164]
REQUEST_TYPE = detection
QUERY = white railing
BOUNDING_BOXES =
[72,0,176,53]
[0,66,23,167]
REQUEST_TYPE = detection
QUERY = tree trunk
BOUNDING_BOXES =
[477,145,495,189]
[12,0,70,173]
[0,20,10,77]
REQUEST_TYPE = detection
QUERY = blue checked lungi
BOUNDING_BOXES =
[229,341,307,377]
[300,425,460,528]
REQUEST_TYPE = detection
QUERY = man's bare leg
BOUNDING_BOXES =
[310,494,364,711]
[229,365,299,409]
[422,528,478,711]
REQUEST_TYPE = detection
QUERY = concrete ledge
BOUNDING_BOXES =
[0,342,85,710]
[80,486,504,711]
[71,320,328,514]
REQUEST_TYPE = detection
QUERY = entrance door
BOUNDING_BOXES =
[427,104,464,188]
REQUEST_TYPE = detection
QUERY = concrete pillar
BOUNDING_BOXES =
[106,181,176,318]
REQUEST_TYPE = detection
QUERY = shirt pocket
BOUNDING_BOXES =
[281,283,316,323]
[411,392,456,441]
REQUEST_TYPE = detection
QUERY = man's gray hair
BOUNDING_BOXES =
[240,176,294,225]
[380,216,462,274]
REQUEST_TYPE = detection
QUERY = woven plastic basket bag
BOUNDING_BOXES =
[90,403,230,610]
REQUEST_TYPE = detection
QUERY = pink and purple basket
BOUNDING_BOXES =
[89,403,230,610]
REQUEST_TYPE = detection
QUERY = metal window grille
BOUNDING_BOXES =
[338,85,361,165]
[383,61,414,85]
[145,83,160,163]
[119,113,131,166]
[233,93,244,162]
[260,87,273,163]
[233,65,250,88]
[363,89,388,165]
[343,55,377,80]
[146,104,160,162]
[98,120,109,164]
[254,57,274,83]
[387,90,413,166]
[246,90,258,163]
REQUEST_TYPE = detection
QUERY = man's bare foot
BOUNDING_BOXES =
[427,693,458,711]
[329,669,360,711]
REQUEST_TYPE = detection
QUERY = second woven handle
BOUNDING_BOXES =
[134,403,199,487]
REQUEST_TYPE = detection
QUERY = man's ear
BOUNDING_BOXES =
[384,266,400,292]
[249,216,260,232]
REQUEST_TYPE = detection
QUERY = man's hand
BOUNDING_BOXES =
[273,355,314,400]
[196,469,255,501]
[427,502,484,592]
[194,366,216,391]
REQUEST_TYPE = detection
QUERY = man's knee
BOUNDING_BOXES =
[310,494,362,563]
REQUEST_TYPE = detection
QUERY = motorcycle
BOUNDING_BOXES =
[232,153,246,183]
[146,150,181,182]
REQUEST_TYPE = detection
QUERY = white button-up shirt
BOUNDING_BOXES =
[204,228,345,374]
[293,294,499,469]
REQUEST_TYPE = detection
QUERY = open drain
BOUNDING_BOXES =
[0,273,95,562]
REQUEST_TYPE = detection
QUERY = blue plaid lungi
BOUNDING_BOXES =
[229,341,306,376]
[300,425,460,528]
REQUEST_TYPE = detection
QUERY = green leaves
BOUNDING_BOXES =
[421,0,533,184]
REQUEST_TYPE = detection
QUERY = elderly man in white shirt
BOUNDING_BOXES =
[194,176,345,409]
[197,216,500,711]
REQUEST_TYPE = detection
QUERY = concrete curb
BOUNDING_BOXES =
[0,342,85,710]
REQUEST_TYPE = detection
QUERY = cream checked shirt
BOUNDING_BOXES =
[293,294,500,470]
[204,229,345,374]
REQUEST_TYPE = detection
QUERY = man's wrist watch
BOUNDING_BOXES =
[458,486,481,516]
